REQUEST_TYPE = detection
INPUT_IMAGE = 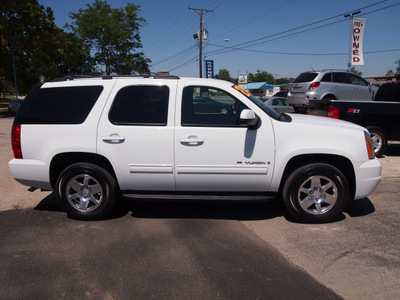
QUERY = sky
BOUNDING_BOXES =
[37,0,400,79]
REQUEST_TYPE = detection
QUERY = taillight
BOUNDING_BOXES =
[11,124,22,159]
[328,106,340,119]
[308,82,320,90]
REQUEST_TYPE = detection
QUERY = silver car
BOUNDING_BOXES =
[288,70,378,112]
[262,97,294,113]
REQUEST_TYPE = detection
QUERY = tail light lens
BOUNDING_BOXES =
[308,82,320,91]
[11,124,23,159]
[328,106,339,119]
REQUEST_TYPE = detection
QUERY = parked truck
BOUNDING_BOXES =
[309,79,400,157]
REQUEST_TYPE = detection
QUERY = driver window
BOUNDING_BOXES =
[181,86,247,126]
[349,74,368,86]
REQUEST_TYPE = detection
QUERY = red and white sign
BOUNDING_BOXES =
[351,18,366,66]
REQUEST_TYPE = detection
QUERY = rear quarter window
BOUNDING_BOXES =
[292,72,318,83]
[17,86,103,124]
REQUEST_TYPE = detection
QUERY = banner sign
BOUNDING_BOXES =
[351,18,366,66]
[205,60,214,78]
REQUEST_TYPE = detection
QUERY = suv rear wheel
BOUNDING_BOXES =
[282,163,349,223]
[56,163,119,220]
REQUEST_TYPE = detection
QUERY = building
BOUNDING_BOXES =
[364,75,397,86]
[247,82,280,98]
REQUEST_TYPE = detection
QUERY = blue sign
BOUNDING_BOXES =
[205,60,214,79]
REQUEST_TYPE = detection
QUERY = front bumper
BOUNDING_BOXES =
[353,157,382,199]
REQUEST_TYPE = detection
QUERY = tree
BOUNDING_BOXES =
[215,69,235,83]
[275,77,294,85]
[0,0,94,95]
[350,67,362,76]
[248,69,275,84]
[386,70,395,76]
[67,0,150,75]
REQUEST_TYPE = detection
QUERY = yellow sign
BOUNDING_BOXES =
[233,85,251,97]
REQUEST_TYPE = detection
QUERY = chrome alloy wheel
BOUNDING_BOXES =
[370,132,383,154]
[66,174,103,213]
[297,175,338,215]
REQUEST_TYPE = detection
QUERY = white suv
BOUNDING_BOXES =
[9,75,381,223]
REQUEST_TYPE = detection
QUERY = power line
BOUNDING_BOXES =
[204,0,399,58]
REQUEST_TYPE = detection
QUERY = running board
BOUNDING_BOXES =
[122,193,277,201]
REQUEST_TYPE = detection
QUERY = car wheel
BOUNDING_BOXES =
[322,95,335,101]
[56,163,119,220]
[366,126,387,157]
[293,106,307,114]
[282,163,349,223]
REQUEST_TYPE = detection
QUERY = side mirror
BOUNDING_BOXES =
[239,109,260,129]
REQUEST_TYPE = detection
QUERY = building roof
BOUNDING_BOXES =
[247,82,274,90]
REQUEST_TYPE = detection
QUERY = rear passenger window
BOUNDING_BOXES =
[332,73,348,84]
[109,86,169,126]
[321,73,332,82]
[18,86,103,124]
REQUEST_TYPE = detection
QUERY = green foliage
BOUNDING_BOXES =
[248,69,275,84]
[350,67,362,76]
[275,77,294,85]
[386,70,395,76]
[0,0,94,94]
[67,0,150,75]
[215,69,236,83]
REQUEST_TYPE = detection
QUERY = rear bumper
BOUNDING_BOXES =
[8,158,53,190]
[287,94,308,107]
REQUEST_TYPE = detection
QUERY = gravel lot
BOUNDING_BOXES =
[1,116,399,299]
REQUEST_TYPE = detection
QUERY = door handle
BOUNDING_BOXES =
[102,134,125,143]
[180,136,204,145]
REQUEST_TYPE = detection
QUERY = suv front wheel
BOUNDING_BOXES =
[282,163,349,223]
[56,163,119,220]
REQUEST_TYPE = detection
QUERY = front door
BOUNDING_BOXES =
[174,84,275,192]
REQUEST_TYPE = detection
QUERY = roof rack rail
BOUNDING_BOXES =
[50,74,180,82]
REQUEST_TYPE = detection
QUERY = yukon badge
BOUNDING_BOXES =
[237,161,267,165]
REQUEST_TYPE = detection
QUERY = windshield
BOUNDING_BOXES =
[232,85,282,120]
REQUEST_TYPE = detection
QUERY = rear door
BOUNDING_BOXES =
[331,72,354,100]
[97,79,177,192]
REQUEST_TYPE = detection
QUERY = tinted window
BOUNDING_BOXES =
[348,74,368,86]
[332,73,348,83]
[109,85,169,125]
[321,73,332,82]
[182,86,247,126]
[18,86,103,124]
[292,72,318,83]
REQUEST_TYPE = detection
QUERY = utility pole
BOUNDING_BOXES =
[189,7,213,78]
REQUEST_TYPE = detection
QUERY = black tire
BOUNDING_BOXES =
[282,163,349,223]
[366,126,387,157]
[56,163,119,220]
[322,95,336,101]
[293,106,307,114]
